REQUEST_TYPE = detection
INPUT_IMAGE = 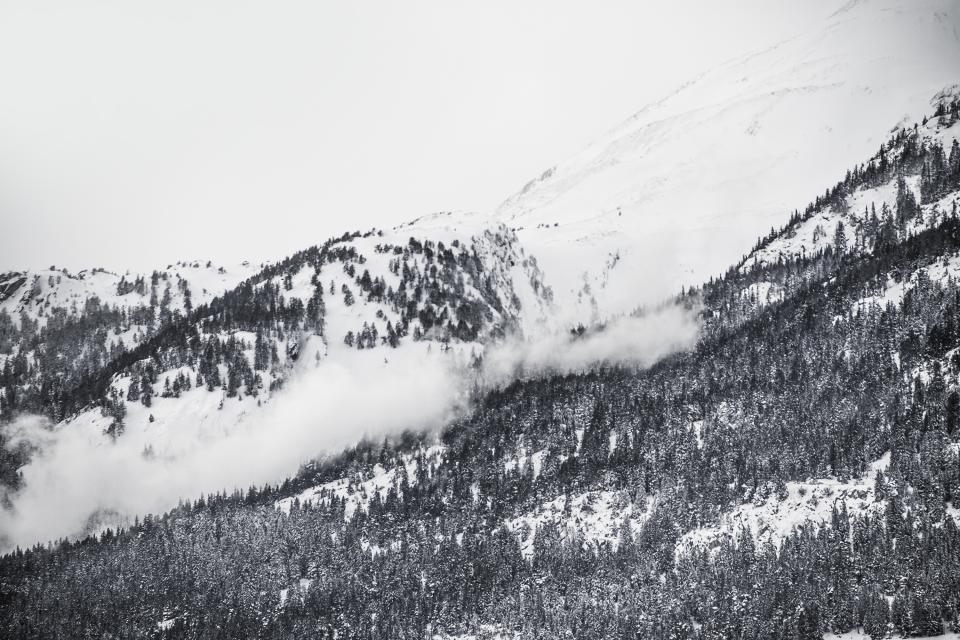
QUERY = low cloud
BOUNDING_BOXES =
[0,303,699,552]
[481,302,701,384]
[0,345,462,551]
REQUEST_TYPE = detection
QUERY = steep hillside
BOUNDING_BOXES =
[496,0,960,321]
[0,217,553,539]
[694,94,960,331]
[0,219,547,410]
[743,105,960,271]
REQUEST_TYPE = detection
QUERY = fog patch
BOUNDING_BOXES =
[481,302,700,384]
[0,346,461,551]
[0,303,700,552]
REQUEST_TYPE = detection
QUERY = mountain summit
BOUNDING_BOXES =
[498,0,960,318]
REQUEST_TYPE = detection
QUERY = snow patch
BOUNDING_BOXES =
[505,490,655,559]
[676,453,891,558]
[275,445,446,519]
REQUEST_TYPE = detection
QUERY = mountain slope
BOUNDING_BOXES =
[4,99,960,639]
[2,3,960,635]
[497,0,960,321]
[0,216,556,545]
[2,1,959,548]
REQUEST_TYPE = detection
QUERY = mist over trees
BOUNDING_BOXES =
[2,97,960,640]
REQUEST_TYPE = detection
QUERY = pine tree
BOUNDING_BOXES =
[833,220,847,254]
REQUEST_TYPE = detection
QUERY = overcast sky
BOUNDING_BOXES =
[0,0,840,272]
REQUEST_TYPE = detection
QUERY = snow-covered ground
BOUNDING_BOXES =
[739,281,786,309]
[505,489,656,559]
[278,578,314,608]
[502,446,546,480]
[275,444,447,520]
[910,345,960,389]
[853,252,960,314]
[61,330,301,459]
[676,453,891,559]
[0,261,260,329]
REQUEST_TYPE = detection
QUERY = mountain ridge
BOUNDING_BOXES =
[495,0,960,319]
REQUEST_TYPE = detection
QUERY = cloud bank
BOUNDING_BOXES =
[481,303,701,385]
[0,303,699,551]
[0,346,461,551]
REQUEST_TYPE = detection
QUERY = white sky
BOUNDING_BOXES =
[0,0,841,272]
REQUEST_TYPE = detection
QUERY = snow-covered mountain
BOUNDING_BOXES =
[259,91,960,578]
[6,0,958,433]
[0,217,553,497]
[2,0,959,563]
[5,3,960,635]
[497,0,960,320]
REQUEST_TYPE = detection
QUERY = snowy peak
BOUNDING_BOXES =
[499,0,959,226]
[495,0,960,319]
